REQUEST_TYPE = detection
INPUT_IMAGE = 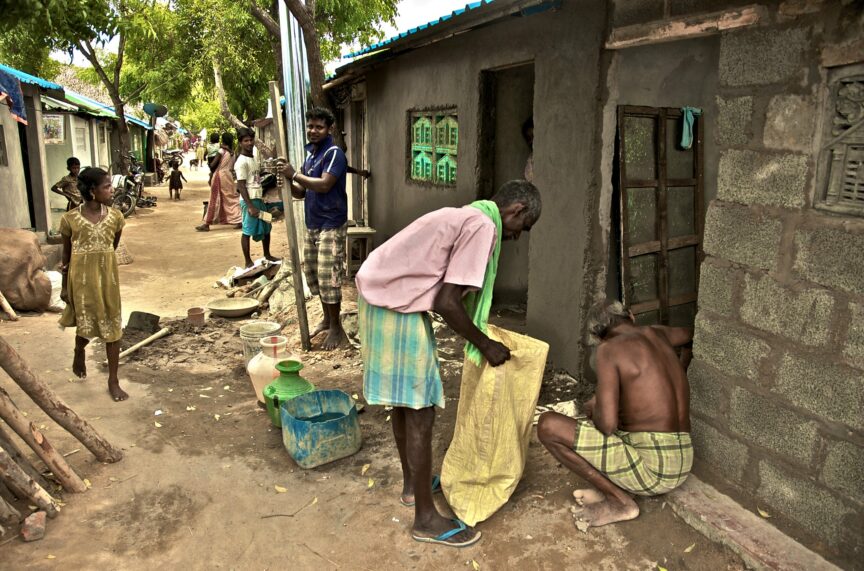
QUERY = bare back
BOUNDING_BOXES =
[596,325,690,433]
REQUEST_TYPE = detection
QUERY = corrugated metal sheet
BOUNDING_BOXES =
[342,1,494,59]
[0,62,63,91]
[65,89,153,130]
[41,95,79,112]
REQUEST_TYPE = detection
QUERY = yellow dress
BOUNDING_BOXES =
[58,206,125,342]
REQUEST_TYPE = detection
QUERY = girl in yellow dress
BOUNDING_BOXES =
[59,167,128,401]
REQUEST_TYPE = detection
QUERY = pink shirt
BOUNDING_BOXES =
[355,207,496,313]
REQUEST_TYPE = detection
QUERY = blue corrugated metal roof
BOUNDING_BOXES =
[65,89,152,130]
[0,62,63,91]
[342,1,494,59]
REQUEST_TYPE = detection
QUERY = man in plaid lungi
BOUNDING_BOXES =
[355,181,542,548]
[537,300,694,529]
[283,107,349,350]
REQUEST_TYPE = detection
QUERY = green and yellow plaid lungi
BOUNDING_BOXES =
[358,296,445,410]
[572,419,692,496]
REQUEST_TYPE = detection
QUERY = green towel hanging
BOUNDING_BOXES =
[680,107,702,150]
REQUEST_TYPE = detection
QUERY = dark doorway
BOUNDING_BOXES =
[611,105,705,328]
[478,62,535,305]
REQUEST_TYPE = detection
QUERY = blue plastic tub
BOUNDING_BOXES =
[280,389,362,468]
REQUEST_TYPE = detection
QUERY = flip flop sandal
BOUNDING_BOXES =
[400,474,443,507]
[412,518,482,548]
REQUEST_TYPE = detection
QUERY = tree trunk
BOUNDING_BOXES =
[78,37,131,175]
[0,337,123,464]
[0,447,58,518]
[0,423,49,491]
[113,105,132,176]
[0,388,86,493]
[213,59,247,131]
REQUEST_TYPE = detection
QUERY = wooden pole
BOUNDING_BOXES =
[0,447,58,517]
[269,80,311,351]
[0,388,87,493]
[0,337,123,463]
[0,423,49,491]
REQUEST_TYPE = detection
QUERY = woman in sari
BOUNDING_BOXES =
[195,132,241,231]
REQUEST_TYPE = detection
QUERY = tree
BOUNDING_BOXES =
[2,0,155,174]
[0,28,62,79]
[248,0,397,108]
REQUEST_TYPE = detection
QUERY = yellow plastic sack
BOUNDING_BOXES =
[441,325,549,526]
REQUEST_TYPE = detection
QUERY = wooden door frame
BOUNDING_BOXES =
[617,105,704,323]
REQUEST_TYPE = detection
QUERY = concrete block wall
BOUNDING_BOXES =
[687,8,864,568]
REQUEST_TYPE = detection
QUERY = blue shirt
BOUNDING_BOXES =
[301,135,348,229]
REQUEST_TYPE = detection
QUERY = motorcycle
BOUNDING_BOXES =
[162,149,184,168]
[112,154,156,217]
[158,149,184,184]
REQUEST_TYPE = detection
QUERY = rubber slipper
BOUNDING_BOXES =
[400,474,443,507]
[412,518,481,548]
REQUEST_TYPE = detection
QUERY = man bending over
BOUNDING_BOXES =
[537,300,693,529]
[355,180,541,547]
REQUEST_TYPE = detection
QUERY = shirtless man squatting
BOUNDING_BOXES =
[537,299,694,528]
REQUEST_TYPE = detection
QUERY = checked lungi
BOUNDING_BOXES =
[304,224,347,305]
[358,296,445,410]
[572,419,692,496]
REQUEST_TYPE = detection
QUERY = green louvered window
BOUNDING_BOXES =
[410,110,458,186]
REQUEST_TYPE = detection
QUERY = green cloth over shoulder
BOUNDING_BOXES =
[462,200,502,366]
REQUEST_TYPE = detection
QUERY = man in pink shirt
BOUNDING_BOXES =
[355,180,541,547]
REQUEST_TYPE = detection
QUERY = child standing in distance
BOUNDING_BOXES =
[50,157,83,210]
[59,167,128,402]
[168,164,187,200]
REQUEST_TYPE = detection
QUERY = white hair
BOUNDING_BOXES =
[585,299,630,346]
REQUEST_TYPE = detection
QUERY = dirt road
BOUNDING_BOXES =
[1,163,743,569]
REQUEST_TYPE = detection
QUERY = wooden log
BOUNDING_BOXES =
[0,480,16,503]
[0,493,21,525]
[0,336,123,463]
[0,423,49,491]
[0,447,58,518]
[0,291,17,322]
[257,271,287,304]
[0,387,86,493]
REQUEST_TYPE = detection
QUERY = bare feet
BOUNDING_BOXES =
[243,258,255,269]
[310,319,330,339]
[73,347,87,379]
[195,224,210,232]
[572,497,639,528]
[108,380,129,402]
[321,327,347,350]
[573,488,605,506]
[265,255,281,263]
[412,514,481,547]
[233,223,242,229]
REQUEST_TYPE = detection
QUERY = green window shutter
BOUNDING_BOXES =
[409,110,458,185]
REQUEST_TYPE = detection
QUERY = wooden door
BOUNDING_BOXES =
[617,106,704,327]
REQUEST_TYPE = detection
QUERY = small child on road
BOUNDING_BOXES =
[168,164,187,200]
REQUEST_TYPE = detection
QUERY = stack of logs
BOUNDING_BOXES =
[0,336,123,537]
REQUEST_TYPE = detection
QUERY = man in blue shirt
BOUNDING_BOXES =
[283,107,349,350]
